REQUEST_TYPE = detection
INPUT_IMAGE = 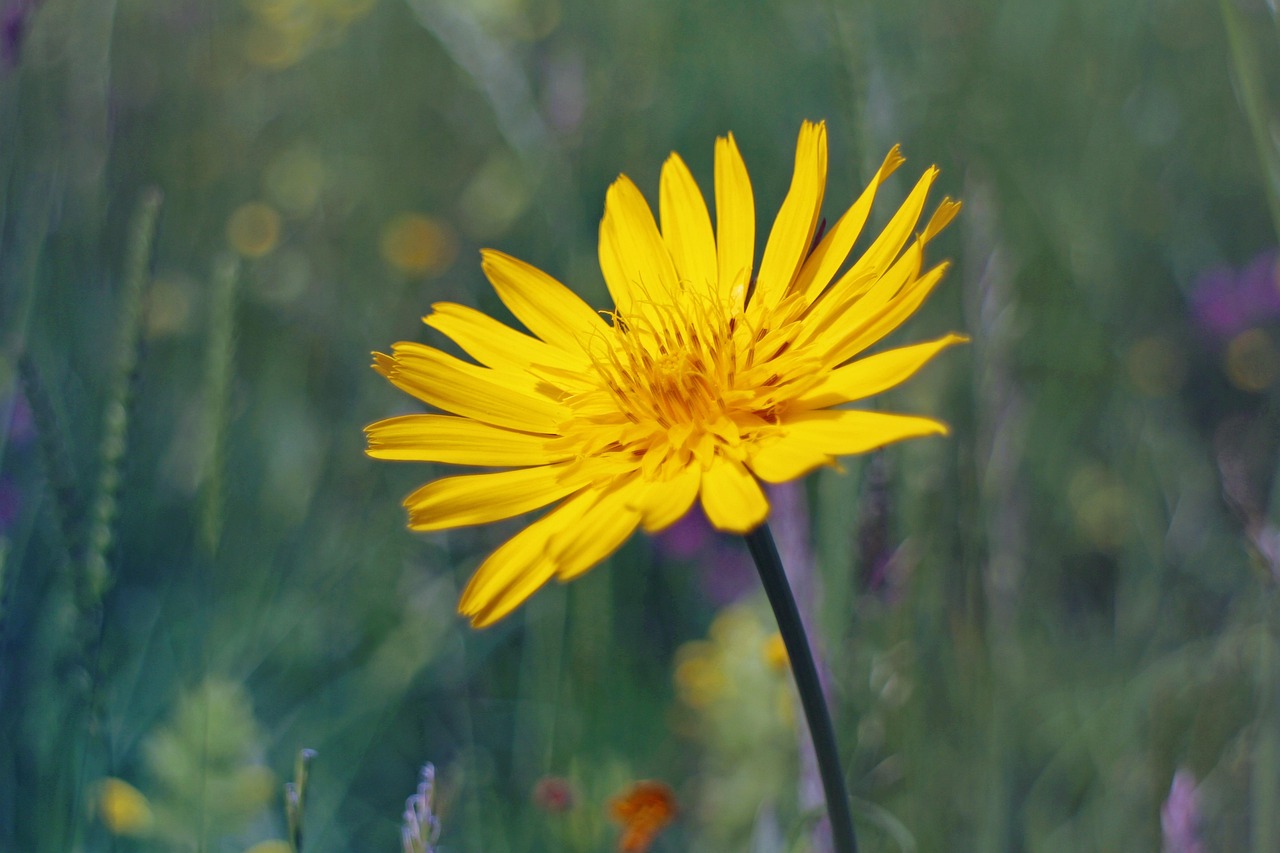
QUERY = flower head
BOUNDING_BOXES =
[94,777,155,836]
[609,780,678,853]
[367,121,963,627]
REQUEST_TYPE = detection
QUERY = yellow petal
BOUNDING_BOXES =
[699,455,769,533]
[632,462,702,533]
[752,120,828,313]
[922,197,962,242]
[424,302,591,377]
[465,551,557,628]
[599,174,681,324]
[382,343,569,432]
[372,351,395,377]
[552,477,645,580]
[775,408,949,456]
[798,242,923,360]
[481,249,608,354]
[844,166,937,282]
[714,131,755,308]
[364,414,570,466]
[459,490,593,627]
[792,145,905,306]
[404,463,588,531]
[795,333,968,409]
[660,151,717,295]
[821,261,951,367]
[747,439,835,483]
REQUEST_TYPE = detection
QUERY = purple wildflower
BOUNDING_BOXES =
[1160,768,1203,853]
[1192,250,1280,342]
[1,0,41,71]
[654,510,754,606]
[402,763,441,853]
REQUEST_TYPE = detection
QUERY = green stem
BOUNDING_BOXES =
[745,523,858,853]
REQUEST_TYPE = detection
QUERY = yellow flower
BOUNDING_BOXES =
[94,777,154,836]
[367,121,963,627]
[762,632,789,672]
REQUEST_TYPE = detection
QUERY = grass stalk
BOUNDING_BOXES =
[81,187,162,604]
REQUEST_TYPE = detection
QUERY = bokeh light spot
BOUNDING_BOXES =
[244,22,307,69]
[228,202,282,258]
[243,840,293,853]
[266,145,325,216]
[243,0,302,25]
[256,248,312,305]
[146,274,196,338]
[1225,328,1280,392]
[319,0,379,25]
[380,213,458,276]
[459,155,533,239]
[1126,334,1186,397]
[1068,464,1131,551]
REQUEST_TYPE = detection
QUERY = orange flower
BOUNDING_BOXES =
[609,780,677,853]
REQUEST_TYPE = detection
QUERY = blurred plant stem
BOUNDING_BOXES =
[18,353,80,566]
[286,748,317,852]
[745,523,858,853]
[1253,595,1280,852]
[514,583,567,783]
[200,253,240,557]
[1220,0,1280,244]
[964,174,1025,850]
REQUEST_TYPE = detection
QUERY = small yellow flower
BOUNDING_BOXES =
[367,121,962,627]
[762,632,789,672]
[95,778,154,836]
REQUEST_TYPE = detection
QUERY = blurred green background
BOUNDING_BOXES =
[3,0,1280,850]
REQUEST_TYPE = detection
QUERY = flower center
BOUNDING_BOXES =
[606,304,736,433]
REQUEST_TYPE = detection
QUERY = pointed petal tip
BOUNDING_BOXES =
[421,300,460,323]
[461,603,499,629]
[606,172,640,198]
[458,593,496,626]
[923,197,963,242]
[662,149,689,171]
